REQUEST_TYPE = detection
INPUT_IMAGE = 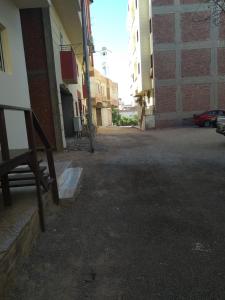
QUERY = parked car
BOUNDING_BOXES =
[216,115,225,136]
[193,110,225,127]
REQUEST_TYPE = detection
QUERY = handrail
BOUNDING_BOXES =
[32,112,51,149]
[32,112,59,205]
[0,104,60,231]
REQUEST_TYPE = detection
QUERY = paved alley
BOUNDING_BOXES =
[5,127,225,299]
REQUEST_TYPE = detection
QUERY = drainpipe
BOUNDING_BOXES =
[81,0,95,153]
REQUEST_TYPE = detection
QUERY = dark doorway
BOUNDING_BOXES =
[96,108,102,126]
[61,87,74,138]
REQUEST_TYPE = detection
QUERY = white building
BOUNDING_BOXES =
[0,0,92,151]
[0,0,32,149]
[128,0,155,129]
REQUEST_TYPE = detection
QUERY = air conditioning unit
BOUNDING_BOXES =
[73,116,82,132]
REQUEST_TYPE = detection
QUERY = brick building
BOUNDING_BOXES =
[128,0,225,128]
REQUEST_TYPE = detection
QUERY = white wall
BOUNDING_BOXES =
[101,108,112,127]
[50,5,83,146]
[0,0,30,149]
[139,0,151,92]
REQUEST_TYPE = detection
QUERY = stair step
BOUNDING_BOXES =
[20,159,43,166]
[9,165,47,174]
[58,167,83,201]
[8,173,50,181]
[1,180,36,188]
[8,174,35,181]
[1,168,51,191]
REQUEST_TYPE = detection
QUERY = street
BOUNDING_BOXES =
[6,127,225,299]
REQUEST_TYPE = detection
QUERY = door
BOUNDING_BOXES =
[61,91,74,138]
[96,108,102,126]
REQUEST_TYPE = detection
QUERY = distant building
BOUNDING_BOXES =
[90,69,119,127]
[128,0,225,128]
[120,105,137,118]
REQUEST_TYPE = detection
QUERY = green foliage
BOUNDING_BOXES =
[112,108,138,126]
[112,108,121,125]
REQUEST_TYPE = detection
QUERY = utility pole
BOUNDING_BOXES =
[81,0,94,153]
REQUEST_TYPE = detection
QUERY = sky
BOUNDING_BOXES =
[91,0,133,104]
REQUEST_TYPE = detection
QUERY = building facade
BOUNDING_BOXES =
[128,0,225,128]
[20,0,93,150]
[0,0,94,151]
[128,0,153,129]
[0,0,31,149]
[90,69,119,127]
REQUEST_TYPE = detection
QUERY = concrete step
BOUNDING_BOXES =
[41,160,83,203]
[58,167,83,203]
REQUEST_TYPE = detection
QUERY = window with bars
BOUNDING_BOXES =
[150,55,153,78]
[149,19,152,34]
[0,30,5,72]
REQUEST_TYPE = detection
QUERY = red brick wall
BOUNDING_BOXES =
[155,119,180,128]
[154,51,176,79]
[218,83,225,108]
[181,49,211,77]
[181,12,210,42]
[153,14,175,43]
[155,86,177,113]
[20,9,56,148]
[182,84,211,111]
[218,48,225,75]
[219,15,225,40]
[152,1,222,127]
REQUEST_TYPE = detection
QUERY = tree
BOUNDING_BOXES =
[206,0,225,25]
[112,108,138,126]
[112,108,121,125]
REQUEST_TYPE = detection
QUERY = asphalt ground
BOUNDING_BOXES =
[5,127,225,300]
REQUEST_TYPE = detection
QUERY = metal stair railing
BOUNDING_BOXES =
[0,104,59,232]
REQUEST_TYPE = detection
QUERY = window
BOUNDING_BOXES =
[0,24,11,74]
[137,30,139,42]
[208,111,216,115]
[149,19,152,34]
[135,0,138,9]
[0,30,5,72]
[75,102,79,116]
[218,110,225,116]
[150,55,153,78]
[150,55,153,68]
[138,63,140,74]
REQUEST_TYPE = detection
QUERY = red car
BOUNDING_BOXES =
[193,110,225,127]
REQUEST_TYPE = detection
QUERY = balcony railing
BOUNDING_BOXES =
[60,45,78,84]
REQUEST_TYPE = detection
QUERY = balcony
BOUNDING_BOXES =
[13,0,50,8]
[83,83,88,99]
[52,0,82,45]
[60,48,78,84]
